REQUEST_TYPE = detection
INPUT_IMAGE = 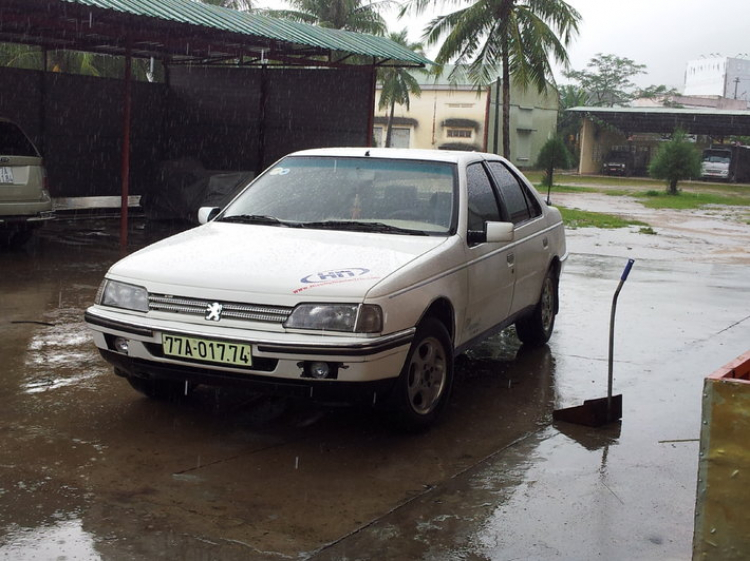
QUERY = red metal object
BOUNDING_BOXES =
[120,41,132,252]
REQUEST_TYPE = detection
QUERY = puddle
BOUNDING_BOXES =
[0,518,100,560]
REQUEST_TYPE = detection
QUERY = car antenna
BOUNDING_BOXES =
[364,150,370,157]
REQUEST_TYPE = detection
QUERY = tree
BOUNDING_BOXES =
[377,30,425,147]
[648,130,702,195]
[556,83,587,156]
[635,84,683,107]
[563,53,645,107]
[265,0,391,34]
[402,0,580,160]
[199,0,254,10]
[536,135,573,189]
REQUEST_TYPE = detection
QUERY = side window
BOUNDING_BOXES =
[487,161,541,224]
[466,163,501,232]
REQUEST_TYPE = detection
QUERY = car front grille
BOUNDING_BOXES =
[149,294,293,324]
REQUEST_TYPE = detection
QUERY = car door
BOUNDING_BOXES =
[462,162,516,343]
[486,160,549,314]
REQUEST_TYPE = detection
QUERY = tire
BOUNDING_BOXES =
[0,227,33,249]
[388,317,453,432]
[126,375,193,401]
[515,268,558,347]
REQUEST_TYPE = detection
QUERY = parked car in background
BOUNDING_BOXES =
[0,118,54,247]
[85,148,567,431]
[602,150,634,176]
[701,145,750,183]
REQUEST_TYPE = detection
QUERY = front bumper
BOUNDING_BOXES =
[85,307,414,402]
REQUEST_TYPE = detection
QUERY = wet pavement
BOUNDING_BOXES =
[1,213,749,560]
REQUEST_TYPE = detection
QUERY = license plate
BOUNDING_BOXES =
[0,167,13,184]
[162,334,252,367]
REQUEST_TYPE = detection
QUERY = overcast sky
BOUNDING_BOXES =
[258,0,750,91]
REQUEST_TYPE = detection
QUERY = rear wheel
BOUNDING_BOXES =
[388,318,453,432]
[516,269,558,346]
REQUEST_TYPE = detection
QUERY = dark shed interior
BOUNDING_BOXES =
[0,0,428,206]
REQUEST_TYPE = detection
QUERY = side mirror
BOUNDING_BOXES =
[485,221,514,243]
[198,206,220,224]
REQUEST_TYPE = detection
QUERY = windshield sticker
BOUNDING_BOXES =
[268,167,290,176]
[294,268,378,294]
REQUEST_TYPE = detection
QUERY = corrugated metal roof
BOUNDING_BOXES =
[568,106,750,116]
[568,106,750,136]
[59,0,431,65]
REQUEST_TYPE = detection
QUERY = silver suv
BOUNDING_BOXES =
[0,118,54,247]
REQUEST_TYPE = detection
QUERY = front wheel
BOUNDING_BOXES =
[515,269,558,346]
[387,318,453,432]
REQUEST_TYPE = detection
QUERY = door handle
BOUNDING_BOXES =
[542,236,549,249]
[507,253,515,266]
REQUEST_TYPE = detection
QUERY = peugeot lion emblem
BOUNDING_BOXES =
[205,302,223,322]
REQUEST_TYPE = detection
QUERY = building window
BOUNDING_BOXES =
[447,129,472,139]
[447,103,475,108]
[390,127,411,148]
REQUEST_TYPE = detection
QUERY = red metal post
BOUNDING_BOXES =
[366,64,376,147]
[120,42,133,251]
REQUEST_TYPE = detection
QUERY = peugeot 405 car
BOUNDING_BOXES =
[85,148,567,430]
[0,117,54,247]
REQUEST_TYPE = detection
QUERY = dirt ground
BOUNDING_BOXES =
[552,190,750,264]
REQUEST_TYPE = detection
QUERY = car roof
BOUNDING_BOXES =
[287,147,506,165]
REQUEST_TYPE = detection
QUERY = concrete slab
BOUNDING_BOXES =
[0,210,748,560]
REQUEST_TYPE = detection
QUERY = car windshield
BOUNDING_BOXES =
[703,150,731,164]
[220,155,457,235]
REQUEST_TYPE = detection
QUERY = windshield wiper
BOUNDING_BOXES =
[219,214,289,226]
[299,220,428,236]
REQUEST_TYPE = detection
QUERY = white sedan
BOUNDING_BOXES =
[85,148,567,431]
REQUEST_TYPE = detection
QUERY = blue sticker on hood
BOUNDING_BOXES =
[301,268,370,284]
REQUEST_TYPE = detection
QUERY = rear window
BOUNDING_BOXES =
[0,121,39,157]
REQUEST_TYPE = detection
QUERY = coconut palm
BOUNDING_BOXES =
[402,0,580,159]
[557,83,588,156]
[199,0,254,10]
[377,30,425,147]
[265,0,392,34]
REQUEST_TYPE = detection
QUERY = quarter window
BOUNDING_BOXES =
[466,163,501,232]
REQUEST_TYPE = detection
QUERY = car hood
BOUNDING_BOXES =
[109,223,449,301]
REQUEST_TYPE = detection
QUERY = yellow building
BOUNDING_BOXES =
[374,65,559,169]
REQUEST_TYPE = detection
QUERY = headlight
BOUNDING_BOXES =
[95,279,149,312]
[284,304,382,333]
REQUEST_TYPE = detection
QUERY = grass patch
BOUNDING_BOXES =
[558,206,648,229]
[634,191,750,209]
[535,184,598,194]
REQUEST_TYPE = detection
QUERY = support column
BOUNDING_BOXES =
[578,117,598,174]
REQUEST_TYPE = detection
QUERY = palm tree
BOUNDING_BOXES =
[199,0,254,10]
[377,30,425,147]
[265,0,392,34]
[402,0,580,159]
[0,43,43,70]
[557,83,588,157]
